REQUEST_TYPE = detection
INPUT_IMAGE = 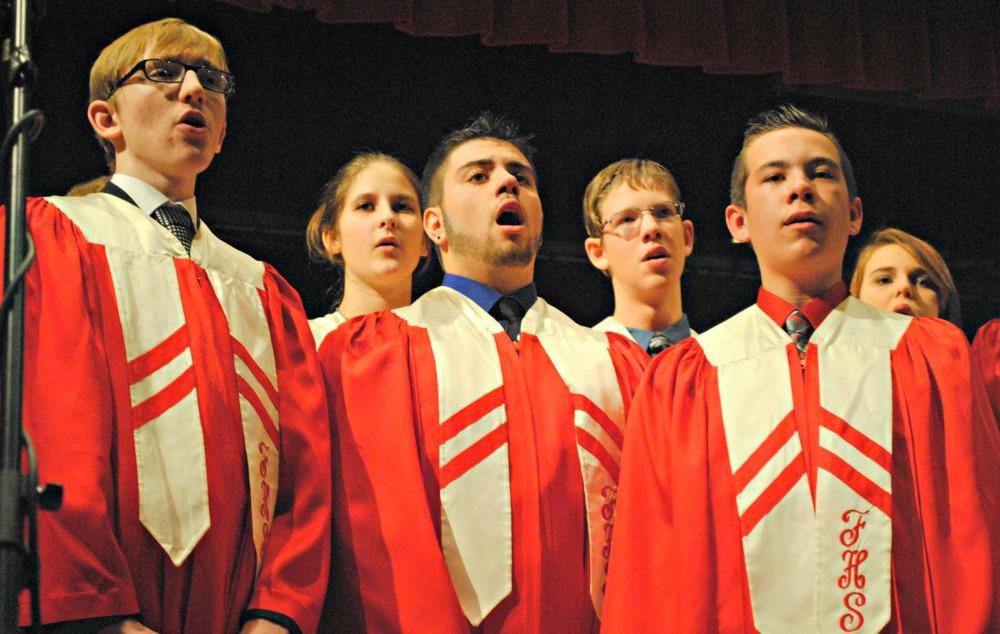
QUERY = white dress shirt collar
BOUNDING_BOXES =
[110,173,198,226]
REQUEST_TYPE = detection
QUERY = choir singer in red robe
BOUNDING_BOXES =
[318,113,647,632]
[602,105,1000,633]
[5,18,331,633]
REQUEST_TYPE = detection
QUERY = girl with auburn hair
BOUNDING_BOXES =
[306,153,428,347]
[850,227,961,325]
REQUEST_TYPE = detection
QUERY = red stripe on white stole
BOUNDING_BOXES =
[396,288,512,626]
[440,424,510,488]
[102,247,210,566]
[206,272,279,573]
[573,393,624,449]
[439,386,508,487]
[232,336,280,408]
[236,375,280,448]
[441,385,505,442]
[131,366,196,427]
[732,412,798,491]
[127,325,190,382]
[739,454,808,537]
[574,427,620,483]
[531,302,626,618]
[821,416,892,473]
[816,448,891,518]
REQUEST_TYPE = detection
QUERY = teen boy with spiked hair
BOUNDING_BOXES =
[603,105,999,632]
[3,18,330,632]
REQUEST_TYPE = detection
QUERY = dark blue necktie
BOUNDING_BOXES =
[491,296,525,341]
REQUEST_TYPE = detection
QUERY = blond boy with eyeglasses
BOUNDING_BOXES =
[5,18,330,633]
[583,159,696,356]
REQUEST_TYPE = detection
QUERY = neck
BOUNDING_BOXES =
[611,282,683,332]
[115,165,196,201]
[338,273,413,319]
[760,268,842,307]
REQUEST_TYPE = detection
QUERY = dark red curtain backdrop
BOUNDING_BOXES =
[214,0,1000,109]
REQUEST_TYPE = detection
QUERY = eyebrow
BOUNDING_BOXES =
[351,191,418,201]
[868,266,897,275]
[160,54,220,68]
[457,159,493,173]
[869,265,929,276]
[457,159,536,178]
[753,157,841,174]
[608,199,678,214]
[808,157,841,171]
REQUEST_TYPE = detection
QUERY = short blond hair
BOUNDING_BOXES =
[582,158,681,238]
[850,227,961,326]
[89,18,228,171]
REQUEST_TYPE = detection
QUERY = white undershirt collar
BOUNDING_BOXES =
[110,173,198,226]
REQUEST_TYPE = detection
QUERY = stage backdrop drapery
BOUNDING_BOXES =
[212,0,1000,109]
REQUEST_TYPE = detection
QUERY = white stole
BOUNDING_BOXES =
[396,287,626,623]
[50,194,280,569]
[697,297,909,633]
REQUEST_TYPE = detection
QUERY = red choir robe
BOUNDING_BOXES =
[319,287,647,632]
[602,284,1000,633]
[4,195,331,632]
[972,318,999,423]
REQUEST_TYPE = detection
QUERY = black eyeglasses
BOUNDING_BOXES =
[113,58,235,97]
[601,202,685,240]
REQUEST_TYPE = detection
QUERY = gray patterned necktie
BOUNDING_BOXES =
[151,202,195,254]
[784,309,814,359]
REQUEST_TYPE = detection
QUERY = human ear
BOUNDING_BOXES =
[321,227,341,258]
[725,204,751,243]
[87,100,122,145]
[848,197,863,236]
[584,236,610,274]
[214,119,227,154]
[682,219,695,256]
[424,206,447,249]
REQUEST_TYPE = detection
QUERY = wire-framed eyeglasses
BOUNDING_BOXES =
[113,58,235,97]
[601,202,685,240]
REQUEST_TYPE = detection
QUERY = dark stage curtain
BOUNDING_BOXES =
[213,0,1000,109]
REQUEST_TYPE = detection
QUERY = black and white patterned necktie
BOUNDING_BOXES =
[151,202,195,254]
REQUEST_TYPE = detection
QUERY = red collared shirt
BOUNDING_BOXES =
[756,281,848,330]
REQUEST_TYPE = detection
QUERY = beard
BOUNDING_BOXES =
[443,214,540,267]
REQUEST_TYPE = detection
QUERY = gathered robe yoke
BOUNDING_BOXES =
[602,290,1000,633]
[309,310,348,349]
[319,286,646,632]
[5,195,331,632]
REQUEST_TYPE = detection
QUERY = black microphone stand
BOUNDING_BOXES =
[1,1,59,631]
